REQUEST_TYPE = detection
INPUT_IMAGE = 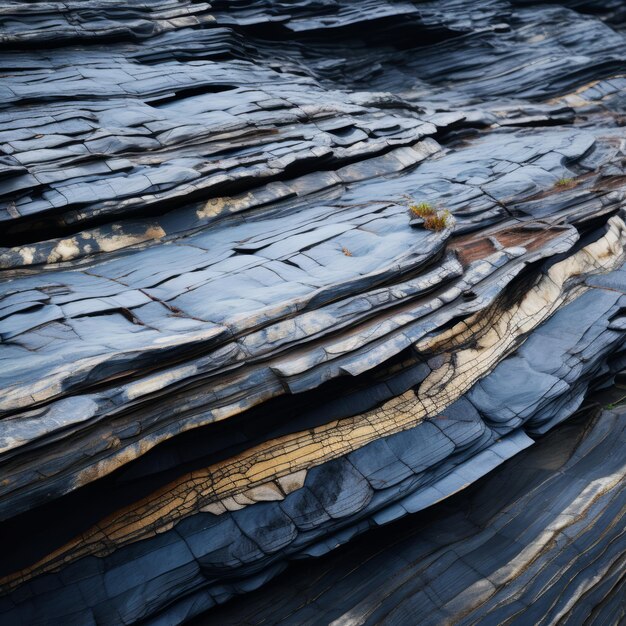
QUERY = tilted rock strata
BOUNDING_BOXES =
[3,261,626,623]
[3,215,625,591]
[199,405,626,626]
[0,0,625,624]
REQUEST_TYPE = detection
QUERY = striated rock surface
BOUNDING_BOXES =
[193,403,626,625]
[0,1,625,624]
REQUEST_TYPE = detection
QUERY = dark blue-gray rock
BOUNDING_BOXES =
[0,0,625,624]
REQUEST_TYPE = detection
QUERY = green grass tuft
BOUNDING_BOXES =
[555,177,574,188]
[408,201,436,218]
[424,209,453,231]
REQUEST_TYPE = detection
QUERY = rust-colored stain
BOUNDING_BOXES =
[450,224,568,266]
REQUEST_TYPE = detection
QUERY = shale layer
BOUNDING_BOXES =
[0,1,625,624]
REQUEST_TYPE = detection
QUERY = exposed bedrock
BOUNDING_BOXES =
[0,0,625,624]
[193,404,626,626]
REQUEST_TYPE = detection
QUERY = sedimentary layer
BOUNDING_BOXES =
[198,404,626,626]
[0,1,625,624]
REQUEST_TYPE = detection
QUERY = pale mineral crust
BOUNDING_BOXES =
[0,1,625,624]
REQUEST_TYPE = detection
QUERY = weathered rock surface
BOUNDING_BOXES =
[197,403,626,626]
[0,0,625,624]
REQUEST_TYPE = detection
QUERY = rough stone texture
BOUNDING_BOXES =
[0,0,625,624]
[197,404,626,626]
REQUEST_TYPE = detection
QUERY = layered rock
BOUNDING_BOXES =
[201,403,626,625]
[0,1,625,624]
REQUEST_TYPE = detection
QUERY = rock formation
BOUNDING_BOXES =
[197,403,626,625]
[0,0,624,624]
